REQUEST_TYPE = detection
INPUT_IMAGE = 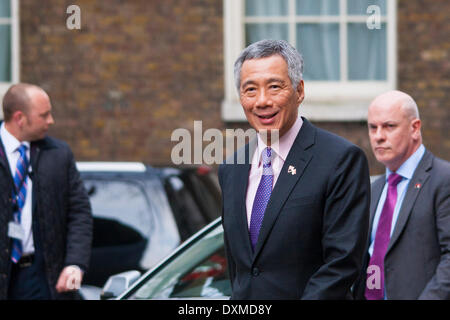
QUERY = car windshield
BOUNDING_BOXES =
[126,223,230,299]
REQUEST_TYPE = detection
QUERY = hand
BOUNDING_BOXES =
[56,265,84,293]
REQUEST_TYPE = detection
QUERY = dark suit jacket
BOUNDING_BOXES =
[354,150,450,300]
[0,130,93,299]
[219,118,370,299]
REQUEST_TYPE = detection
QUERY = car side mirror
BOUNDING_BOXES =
[100,270,141,300]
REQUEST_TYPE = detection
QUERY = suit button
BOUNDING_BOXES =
[252,268,260,277]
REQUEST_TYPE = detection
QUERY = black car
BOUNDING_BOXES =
[76,162,221,288]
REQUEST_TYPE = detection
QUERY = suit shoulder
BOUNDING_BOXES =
[314,126,365,156]
[39,136,74,159]
[430,154,450,184]
[433,155,450,172]
[43,136,70,149]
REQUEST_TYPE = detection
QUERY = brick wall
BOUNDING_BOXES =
[19,0,449,174]
[397,0,450,168]
[20,0,224,164]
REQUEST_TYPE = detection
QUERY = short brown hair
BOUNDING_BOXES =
[2,83,42,122]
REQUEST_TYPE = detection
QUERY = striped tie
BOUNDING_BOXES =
[11,144,30,264]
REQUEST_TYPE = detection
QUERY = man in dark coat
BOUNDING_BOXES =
[0,83,93,299]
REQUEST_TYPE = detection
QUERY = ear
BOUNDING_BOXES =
[296,80,305,105]
[12,110,26,127]
[411,118,421,140]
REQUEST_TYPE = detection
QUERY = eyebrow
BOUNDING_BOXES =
[241,80,256,88]
[241,78,286,88]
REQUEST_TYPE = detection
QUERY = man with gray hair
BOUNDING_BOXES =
[354,90,450,300]
[219,39,371,299]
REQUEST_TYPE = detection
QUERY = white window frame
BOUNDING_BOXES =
[222,0,397,122]
[0,0,20,118]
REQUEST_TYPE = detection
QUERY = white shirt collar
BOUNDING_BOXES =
[255,116,303,166]
[0,122,30,154]
[386,144,426,180]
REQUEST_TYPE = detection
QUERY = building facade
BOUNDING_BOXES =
[0,0,448,174]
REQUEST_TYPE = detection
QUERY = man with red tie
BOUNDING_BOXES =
[354,90,450,299]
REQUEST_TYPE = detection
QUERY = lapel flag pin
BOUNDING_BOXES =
[414,183,421,189]
[288,165,296,175]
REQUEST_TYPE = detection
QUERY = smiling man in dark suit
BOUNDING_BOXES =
[354,90,450,300]
[219,39,371,299]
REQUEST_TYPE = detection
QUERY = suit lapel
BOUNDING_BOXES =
[387,150,433,254]
[369,176,385,234]
[30,141,42,170]
[30,141,42,213]
[0,135,15,189]
[230,140,254,257]
[0,136,9,172]
[252,118,315,260]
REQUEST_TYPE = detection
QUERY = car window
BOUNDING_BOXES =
[127,224,230,299]
[84,179,152,237]
[181,172,221,223]
[164,176,207,241]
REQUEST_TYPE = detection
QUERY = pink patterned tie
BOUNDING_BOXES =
[365,172,403,300]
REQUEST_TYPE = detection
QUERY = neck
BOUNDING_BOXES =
[258,129,280,147]
[4,122,23,142]
[387,142,421,172]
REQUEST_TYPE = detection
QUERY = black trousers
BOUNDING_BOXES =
[7,251,51,300]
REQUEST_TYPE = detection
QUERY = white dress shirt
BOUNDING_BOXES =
[1,122,35,254]
[245,117,303,227]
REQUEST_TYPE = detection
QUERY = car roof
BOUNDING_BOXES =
[76,162,147,173]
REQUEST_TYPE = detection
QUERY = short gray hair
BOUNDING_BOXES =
[234,39,304,91]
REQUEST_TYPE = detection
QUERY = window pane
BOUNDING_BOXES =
[297,23,340,80]
[245,23,288,46]
[246,0,288,17]
[348,23,387,80]
[296,0,339,15]
[0,25,11,82]
[0,0,11,18]
[347,0,387,15]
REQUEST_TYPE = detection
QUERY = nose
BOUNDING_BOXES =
[372,126,385,142]
[48,114,55,126]
[255,89,273,108]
